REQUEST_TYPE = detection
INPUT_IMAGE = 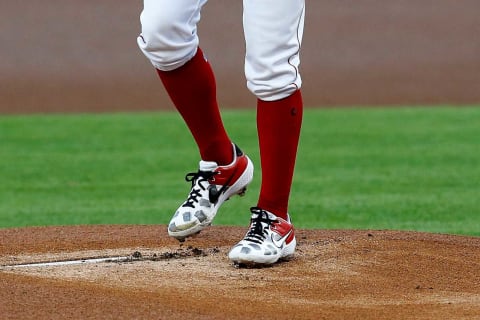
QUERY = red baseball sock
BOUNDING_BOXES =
[256,90,303,220]
[156,48,232,165]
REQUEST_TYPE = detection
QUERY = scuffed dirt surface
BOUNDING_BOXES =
[1,226,479,319]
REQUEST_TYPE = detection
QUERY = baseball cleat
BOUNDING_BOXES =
[168,144,254,241]
[228,207,296,266]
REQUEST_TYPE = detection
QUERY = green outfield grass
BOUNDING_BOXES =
[1,106,479,236]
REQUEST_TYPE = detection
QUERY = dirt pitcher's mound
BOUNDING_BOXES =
[1,225,479,319]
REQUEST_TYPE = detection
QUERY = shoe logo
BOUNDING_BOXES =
[208,186,220,204]
[271,229,293,249]
[208,185,228,204]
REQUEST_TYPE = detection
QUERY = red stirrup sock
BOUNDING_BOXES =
[256,90,303,220]
[156,48,233,165]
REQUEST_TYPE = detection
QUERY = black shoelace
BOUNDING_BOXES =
[244,207,276,244]
[182,171,217,208]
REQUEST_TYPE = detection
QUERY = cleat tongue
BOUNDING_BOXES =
[199,160,218,171]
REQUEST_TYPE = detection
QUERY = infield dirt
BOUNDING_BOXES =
[1,226,480,319]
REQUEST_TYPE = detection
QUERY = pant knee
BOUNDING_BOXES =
[245,55,303,101]
[137,7,199,71]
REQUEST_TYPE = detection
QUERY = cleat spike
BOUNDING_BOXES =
[238,187,247,197]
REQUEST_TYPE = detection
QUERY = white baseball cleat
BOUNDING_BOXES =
[228,207,296,266]
[168,144,254,241]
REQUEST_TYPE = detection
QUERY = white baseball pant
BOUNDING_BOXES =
[138,0,305,101]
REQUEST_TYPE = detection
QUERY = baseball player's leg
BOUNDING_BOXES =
[138,0,253,240]
[138,0,231,164]
[229,0,305,265]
